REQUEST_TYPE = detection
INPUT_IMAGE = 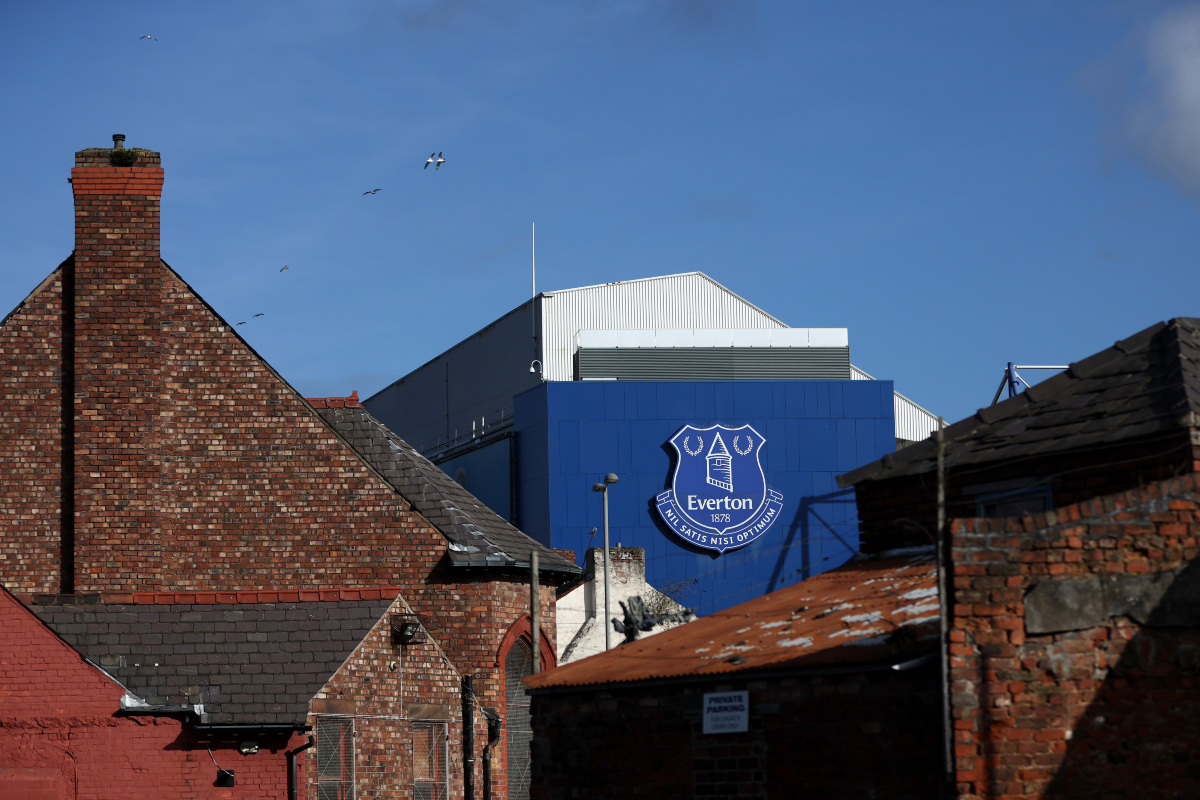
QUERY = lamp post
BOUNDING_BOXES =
[591,473,619,650]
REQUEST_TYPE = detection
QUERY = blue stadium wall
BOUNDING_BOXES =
[513,380,896,616]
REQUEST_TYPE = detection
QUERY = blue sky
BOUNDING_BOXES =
[2,1,1198,425]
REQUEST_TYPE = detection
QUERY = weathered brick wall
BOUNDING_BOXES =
[529,666,944,800]
[306,593,488,800]
[949,473,1200,800]
[420,567,558,799]
[70,149,166,590]
[854,433,1199,554]
[0,268,67,594]
[302,582,553,800]
[1,586,305,799]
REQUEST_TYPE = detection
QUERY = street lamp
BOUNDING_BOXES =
[591,473,619,650]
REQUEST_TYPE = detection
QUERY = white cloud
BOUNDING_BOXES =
[1126,4,1200,197]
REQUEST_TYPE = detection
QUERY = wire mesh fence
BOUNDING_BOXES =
[316,716,355,800]
[413,722,449,800]
[506,639,533,800]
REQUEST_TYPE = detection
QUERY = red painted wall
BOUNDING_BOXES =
[0,587,306,799]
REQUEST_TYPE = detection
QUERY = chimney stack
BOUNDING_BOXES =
[67,137,166,591]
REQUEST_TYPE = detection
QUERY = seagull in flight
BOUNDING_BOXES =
[435,152,445,170]
[363,189,381,195]
[279,265,289,272]
[424,152,436,169]
[139,35,158,40]
[253,313,264,318]
[237,321,246,326]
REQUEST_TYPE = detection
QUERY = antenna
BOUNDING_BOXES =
[990,364,1069,406]
[531,223,537,344]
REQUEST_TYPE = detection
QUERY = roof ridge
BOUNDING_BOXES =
[839,317,1200,488]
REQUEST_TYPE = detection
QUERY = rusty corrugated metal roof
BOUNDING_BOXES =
[526,550,940,690]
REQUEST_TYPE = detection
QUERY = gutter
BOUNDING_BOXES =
[525,650,940,696]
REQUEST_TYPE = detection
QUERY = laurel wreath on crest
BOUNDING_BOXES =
[734,436,754,455]
[682,436,703,456]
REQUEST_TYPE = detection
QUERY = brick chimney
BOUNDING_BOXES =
[67,136,165,591]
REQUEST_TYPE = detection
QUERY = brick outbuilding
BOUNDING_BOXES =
[0,137,580,799]
[524,553,946,799]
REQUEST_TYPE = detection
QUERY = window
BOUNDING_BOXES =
[413,722,449,800]
[316,717,355,800]
[975,486,1053,519]
[506,638,533,800]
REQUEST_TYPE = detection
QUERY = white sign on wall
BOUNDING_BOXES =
[702,691,749,734]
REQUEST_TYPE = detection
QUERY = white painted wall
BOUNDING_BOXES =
[557,546,694,663]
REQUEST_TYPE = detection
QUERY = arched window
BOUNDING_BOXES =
[505,638,533,800]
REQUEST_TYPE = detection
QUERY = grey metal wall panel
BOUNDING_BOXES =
[541,273,787,381]
[577,347,851,381]
[365,299,542,447]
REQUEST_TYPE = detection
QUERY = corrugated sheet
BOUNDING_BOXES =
[851,365,941,442]
[577,347,851,381]
[540,273,786,381]
[577,328,848,348]
[524,550,939,690]
[895,391,942,442]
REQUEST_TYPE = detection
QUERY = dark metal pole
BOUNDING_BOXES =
[463,676,475,800]
[530,550,541,673]
[935,418,953,784]
[602,487,611,651]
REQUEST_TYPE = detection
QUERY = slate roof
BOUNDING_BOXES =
[29,598,393,726]
[316,405,579,574]
[524,549,939,690]
[839,317,1200,488]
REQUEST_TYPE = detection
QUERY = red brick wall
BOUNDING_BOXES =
[0,269,67,594]
[529,667,944,800]
[0,586,305,799]
[949,473,1200,799]
[854,433,1199,554]
[305,593,490,800]
[70,150,166,591]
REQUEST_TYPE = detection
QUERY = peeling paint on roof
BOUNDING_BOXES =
[525,553,940,690]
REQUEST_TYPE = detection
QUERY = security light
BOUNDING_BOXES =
[397,621,422,644]
[238,741,259,756]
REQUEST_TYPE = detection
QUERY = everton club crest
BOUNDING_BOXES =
[655,424,784,553]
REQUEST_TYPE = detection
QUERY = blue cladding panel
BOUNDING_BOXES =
[513,380,896,616]
[656,383,696,420]
[843,381,883,419]
[734,383,773,418]
[437,438,513,521]
[604,383,625,419]
[579,420,619,473]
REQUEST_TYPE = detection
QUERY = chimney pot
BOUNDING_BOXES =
[113,134,126,149]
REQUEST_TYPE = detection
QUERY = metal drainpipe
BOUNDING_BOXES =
[288,734,314,800]
[482,711,500,800]
[463,676,475,800]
